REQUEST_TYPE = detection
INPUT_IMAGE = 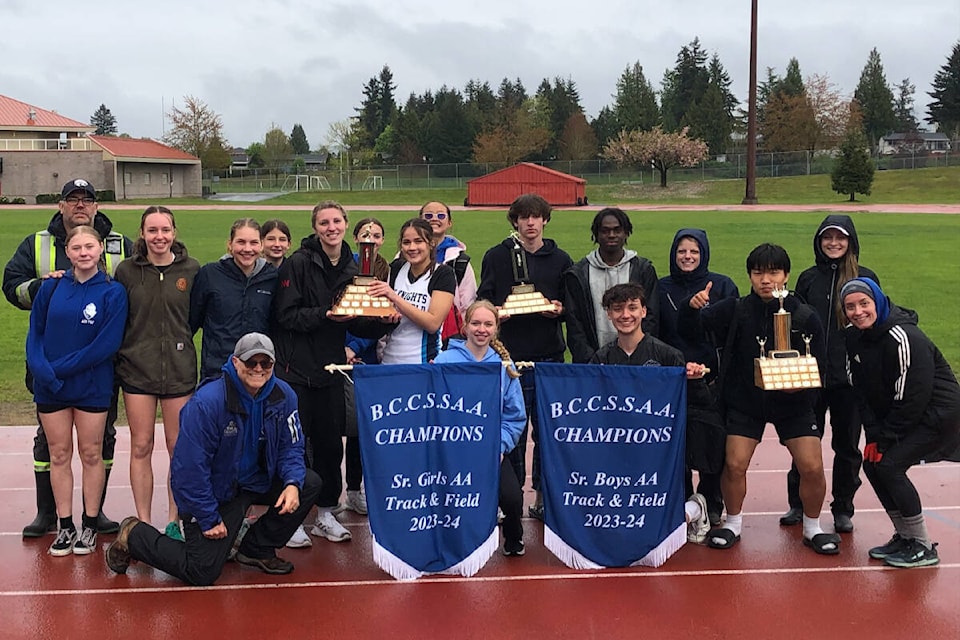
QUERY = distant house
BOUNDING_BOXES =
[229,146,249,171]
[0,93,200,201]
[878,131,951,155]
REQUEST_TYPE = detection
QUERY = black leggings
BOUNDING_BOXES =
[862,428,942,519]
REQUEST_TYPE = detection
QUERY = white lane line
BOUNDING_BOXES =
[1,563,955,598]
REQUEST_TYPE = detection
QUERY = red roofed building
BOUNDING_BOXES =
[466,162,587,207]
[0,94,200,201]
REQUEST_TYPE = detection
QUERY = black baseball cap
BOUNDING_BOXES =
[61,179,96,200]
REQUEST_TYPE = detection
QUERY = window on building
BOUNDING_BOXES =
[124,172,132,185]
[161,173,169,185]
[144,173,151,186]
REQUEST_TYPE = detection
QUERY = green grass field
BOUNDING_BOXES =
[0,167,957,423]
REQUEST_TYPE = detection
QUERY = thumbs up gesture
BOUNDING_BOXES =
[689,281,713,309]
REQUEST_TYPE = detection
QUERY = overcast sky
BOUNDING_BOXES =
[2,0,957,150]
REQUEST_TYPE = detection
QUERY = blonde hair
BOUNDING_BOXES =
[833,252,860,329]
[464,300,520,379]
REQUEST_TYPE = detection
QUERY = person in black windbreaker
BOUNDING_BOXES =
[842,278,960,568]
[781,215,881,533]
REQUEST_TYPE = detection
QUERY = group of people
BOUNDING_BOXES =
[5,180,957,585]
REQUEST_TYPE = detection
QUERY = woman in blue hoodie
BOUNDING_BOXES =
[27,225,128,557]
[658,228,739,525]
[842,278,960,568]
[434,300,527,556]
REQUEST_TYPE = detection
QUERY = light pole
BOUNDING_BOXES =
[742,0,758,205]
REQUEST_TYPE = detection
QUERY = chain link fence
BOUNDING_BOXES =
[203,148,959,194]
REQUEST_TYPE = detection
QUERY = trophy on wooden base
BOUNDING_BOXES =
[754,286,821,390]
[330,222,394,317]
[498,232,557,318]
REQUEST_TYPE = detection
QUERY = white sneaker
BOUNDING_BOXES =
[285,524,313,548]
[686,493,711,545]
[343,490,368,515]
[310,510,352,542]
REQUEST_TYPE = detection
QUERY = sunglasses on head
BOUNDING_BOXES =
[422,212,447,220]
[241,357,274,370]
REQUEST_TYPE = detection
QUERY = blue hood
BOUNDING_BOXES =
[668,228,710,282]
[844,277,890,325]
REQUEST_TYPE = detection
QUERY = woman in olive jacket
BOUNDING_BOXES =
[114,206,200,540]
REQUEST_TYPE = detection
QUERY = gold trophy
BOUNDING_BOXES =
[498,231,557,318]
[330,222,394,317]
[754,286,821,390]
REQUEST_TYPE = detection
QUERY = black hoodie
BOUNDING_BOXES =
[794,215,879,387]
[478,237,573,361]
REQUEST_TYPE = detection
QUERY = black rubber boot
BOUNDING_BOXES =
[85,466,119,534]
[22,471,57,537]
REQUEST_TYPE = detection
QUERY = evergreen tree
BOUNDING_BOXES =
[496,77,528,124]
[90,104,118,135]
[290,123,310,154]
[831,127,875,202]
[612,62,659,132]
[660,38,709,132]
[354,65,397,149]
[687,54,737,154]
[590,106,620,149]
[925,41,960,139]
[429,87,473,163]
[893,79,918,132]
[853,48,897,150]
[393,94,424,163]
[535,77,583,158]
[780,58,805,97]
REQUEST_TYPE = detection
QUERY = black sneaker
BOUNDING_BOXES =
[72,526,98,555]
[49,528,77,556]
[868,533,909,560]
[883,539,939,568]
[503,539,525,557]
[235,552,294,575]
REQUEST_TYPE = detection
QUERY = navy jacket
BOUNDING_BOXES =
[657,228,739,377]
[171,365,305,532]
[190,256,278,380]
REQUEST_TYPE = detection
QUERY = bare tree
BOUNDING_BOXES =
[163,96,226,162]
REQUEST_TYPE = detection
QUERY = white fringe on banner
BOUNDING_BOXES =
[371,529,499,581]
[544,522,687,570]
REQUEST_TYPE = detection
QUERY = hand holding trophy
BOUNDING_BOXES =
[330,221,395,317]
[754,285,821,390]
[497,231,558,318]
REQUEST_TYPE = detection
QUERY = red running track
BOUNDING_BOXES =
[0,424,957,639]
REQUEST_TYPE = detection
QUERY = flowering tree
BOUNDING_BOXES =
[603,126,708,187]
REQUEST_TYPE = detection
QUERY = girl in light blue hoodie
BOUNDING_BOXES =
[434,300,527,556]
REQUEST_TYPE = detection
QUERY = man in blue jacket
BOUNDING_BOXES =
[105,333,321,585]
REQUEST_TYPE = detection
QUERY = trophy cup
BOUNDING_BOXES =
[330,222,395,317]
[497,232,557,318]
[753,286,821,390]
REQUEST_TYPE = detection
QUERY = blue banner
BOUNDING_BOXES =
[354,363,501,580]
[535,363,688,568]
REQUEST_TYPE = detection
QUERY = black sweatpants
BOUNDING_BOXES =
[862,429,942,519]
[127,470,322,586]
[292,381,346,508]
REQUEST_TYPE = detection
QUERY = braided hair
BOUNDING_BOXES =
[464,300,520,379]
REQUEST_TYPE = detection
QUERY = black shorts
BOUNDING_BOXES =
[121,381,194,400]
[725,407,821,444]
[37,403,109,415]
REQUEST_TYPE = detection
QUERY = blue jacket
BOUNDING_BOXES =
[434,339,526,454]
[171,362,305,532]
[658,228,739,377]
[26,270,128,407]
[189,256,277,380]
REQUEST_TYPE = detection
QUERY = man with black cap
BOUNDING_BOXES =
[105,333,321,585]
[2,178,133,537]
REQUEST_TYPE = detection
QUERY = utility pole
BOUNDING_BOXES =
[742,0,758,205]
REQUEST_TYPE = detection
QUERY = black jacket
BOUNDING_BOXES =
[794,215,879,388]
[478,237,573,361]
[272,236,383,388]
[657,228,739,377]
[846,304,960,448]
[681,292,826,421]
[564,252,660,363]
